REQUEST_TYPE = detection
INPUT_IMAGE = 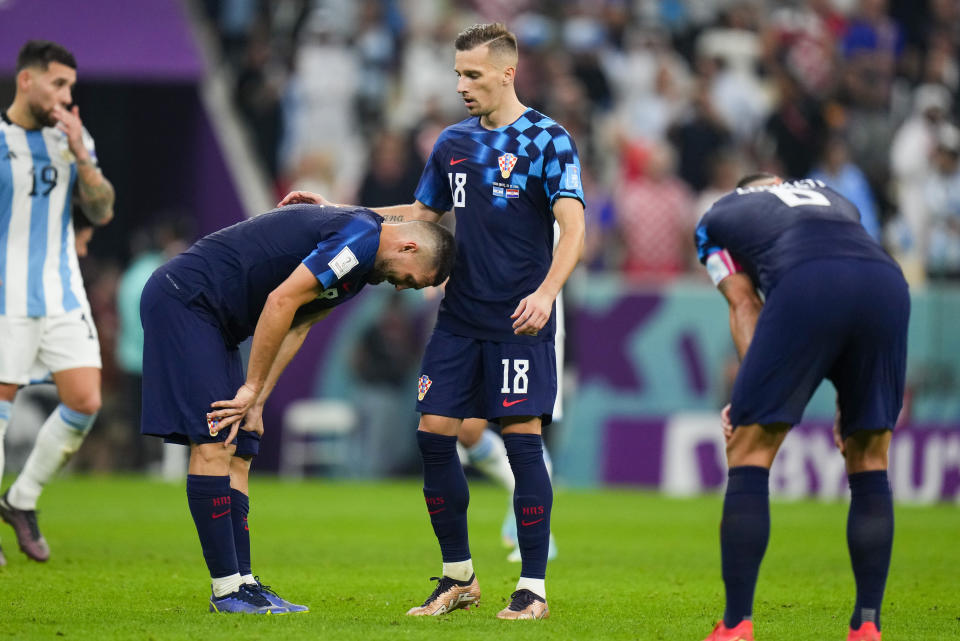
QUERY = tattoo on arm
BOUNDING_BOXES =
[76,169,115,224]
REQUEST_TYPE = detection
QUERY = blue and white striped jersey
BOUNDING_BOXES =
[415,108,584,343]
[0,111,96,317]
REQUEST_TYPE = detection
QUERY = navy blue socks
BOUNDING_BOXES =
[186,474,238,579]
[504,433,553,580]
[721,465,770,628]
[847,470,893,631]
[231,489,251,577]
[417,431,471,562]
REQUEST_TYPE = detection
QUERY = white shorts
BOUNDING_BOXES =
[0,308,102,385]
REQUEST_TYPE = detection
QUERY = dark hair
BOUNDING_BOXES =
[417,221,456,286]
[455,23,518,59]
[16,40,77,73]
[736,172,780,189]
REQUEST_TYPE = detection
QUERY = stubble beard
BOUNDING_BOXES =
[29,102,58,128]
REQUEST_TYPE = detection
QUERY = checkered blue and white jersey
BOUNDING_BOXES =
[0,112,96,317]
[415,108,584,343]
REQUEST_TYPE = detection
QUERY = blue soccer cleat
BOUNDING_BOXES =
[209,584,288,614]
[248,577,309,613]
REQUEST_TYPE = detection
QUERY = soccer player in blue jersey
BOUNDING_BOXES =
[281,22,585,620]
[0,41,115,565]
[141,205,454,614]
[695,174,909,641]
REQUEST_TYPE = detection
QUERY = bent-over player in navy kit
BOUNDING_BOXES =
[140,205,454,614]
[279,22,585,620]
[695,175,909,641]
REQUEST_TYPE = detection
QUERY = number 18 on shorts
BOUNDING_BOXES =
[415,329,557,425]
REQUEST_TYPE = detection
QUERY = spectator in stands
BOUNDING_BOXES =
[809,135,882,242]
[923,123,960,280]
[615,141,696,279]
[889,83,953,280]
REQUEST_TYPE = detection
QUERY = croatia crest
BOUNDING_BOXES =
[498,153,518,179]
[417,375,433,401]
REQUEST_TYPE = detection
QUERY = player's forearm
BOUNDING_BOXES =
[537,219,584,300]
[728,298,762,360]
[256,325,311,404]
[369,202,443,223]
[368,204,416,223]
[245,294,299,393]
[75,163,115,225]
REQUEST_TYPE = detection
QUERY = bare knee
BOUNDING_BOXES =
[230,456,252,494]
[500,415,541,436]
[418,414,461,437]
[726,423,790,468]
[458,418,486,447]
[0,383,17,403]
[189,442,234,476]
[53,368,102,415]
[843,430,891,474]
[63,392,101,416]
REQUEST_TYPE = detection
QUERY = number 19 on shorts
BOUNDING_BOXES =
[501,359,530,394]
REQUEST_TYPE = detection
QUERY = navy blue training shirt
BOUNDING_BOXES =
[695,179,896,296]
[415,108,584,344]
[156,205,381,346]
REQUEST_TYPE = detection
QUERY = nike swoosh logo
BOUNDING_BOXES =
[521,518,544,526]
[428,508,446,515]
[211,510,230,519]
[449,157,468,165]
[502,398,528,407]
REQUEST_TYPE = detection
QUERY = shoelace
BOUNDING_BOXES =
[237,584,272,607]
[252,576,279,599]
[420,576,460,607]
[506,589,540,611]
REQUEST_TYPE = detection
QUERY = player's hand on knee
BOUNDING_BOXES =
[511,290,552,335]
[208,383,259,440]
[721,404,734,443]
[240,404,265,438]
[277,190,331,208]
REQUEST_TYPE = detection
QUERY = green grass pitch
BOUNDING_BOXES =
[0,476,956,640]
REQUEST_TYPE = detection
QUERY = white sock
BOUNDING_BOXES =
[241,573,256,585]
[212,572,243,597]
[0,400,12,483]
[8,404,94,510]
[516,577,546,600]
[468,431,515,492]
[442,559,474,582]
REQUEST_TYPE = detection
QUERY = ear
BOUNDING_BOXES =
[16,68,32,92]
[503,65,515,86]
[400,241,418,253]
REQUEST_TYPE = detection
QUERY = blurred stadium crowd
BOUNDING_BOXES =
[205,0,960,283]
[12,0,960,477]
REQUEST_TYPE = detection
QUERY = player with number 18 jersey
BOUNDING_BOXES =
[414,109,584,423]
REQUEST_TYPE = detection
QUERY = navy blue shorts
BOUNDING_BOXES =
[140,273,261,457]
[730,258,909,438]
[416,329,557,425]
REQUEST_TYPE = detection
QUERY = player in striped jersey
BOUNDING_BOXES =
[0,41,115,565]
